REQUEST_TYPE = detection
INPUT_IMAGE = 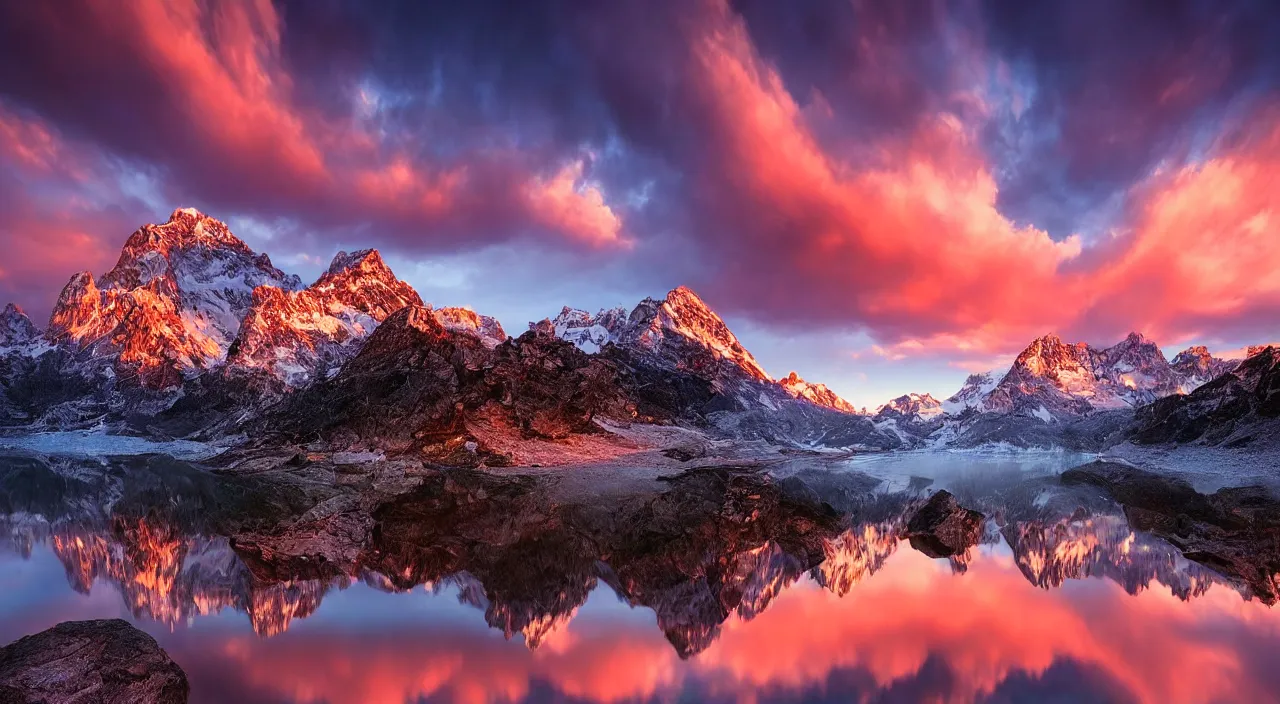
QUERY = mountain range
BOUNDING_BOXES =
[0,208,1274,459]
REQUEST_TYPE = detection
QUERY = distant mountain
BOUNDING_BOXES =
[955,333,1234,421]
[877,393,943,419]
[548,287,770,378]
[543,287,874,418]
[540,286,791,413]
[1131,345,1280,446]
[778,372,858,413]
[1170,346,1236,390]
[547,306,630,354]
[0,206,1265,457]
[941,371,999,414]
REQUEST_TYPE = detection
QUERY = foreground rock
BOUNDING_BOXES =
[905,490,986,558]
[0,619,188,703]
[1062,461,1280,603]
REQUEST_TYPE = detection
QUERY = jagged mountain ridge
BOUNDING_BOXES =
[225,248,425,389]
[0,207,1263,456]
[1131,345,1280,446]
[544,287,770,380]
[46,208,301,388]
[877,393,943,419]
[0,209,525,430]
[935,333,1237,422]
[541,288,865,415]
[258,305,635,461]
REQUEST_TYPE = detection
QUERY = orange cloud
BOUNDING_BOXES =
[665,0,1280,358]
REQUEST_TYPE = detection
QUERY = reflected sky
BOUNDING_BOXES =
[2,450,1279,704]
[3,524,1278,703]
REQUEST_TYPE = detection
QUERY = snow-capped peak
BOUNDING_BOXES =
[941,370,1000,413]
[876,392,942,418]
[625,286,772,381]
[226,248,423,388]
[0,303,39,350]
[37,209,307,389]
[778,371,858,413]
[947,331,1240,418]
[325,248,385,277]
[540,286,770,382]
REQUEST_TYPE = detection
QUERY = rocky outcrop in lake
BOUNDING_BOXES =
[0,619,189,703]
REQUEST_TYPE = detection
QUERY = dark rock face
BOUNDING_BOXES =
[1131,346,1280,446]
[260,307,636,461]
[0,304,36,347]
[263,306,492,457]
[479,328,633,438]
[905,490,986,558]
[0,619,189,704]
[1062,461,1280,604]
[1170,345,1236,386]
[598,344,719,421]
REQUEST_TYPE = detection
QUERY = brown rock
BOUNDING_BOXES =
[906,490,986,558]
[0,619,188,703]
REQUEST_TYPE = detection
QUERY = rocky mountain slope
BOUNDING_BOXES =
[225,249,423,390]
[259,306,633,462]
[1131,346,1280,446]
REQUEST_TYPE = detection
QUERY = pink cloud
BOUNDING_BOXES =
[0,0,1274,357]
[0,0,630,257]
[660,1,1279,357]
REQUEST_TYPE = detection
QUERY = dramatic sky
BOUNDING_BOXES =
[1,0,1278,407]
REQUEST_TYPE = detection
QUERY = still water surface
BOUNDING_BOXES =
[1,450,1277,704]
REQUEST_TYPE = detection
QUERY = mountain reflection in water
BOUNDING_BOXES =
[1,453,1277,703]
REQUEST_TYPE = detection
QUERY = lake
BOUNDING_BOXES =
[1,450,1277,703]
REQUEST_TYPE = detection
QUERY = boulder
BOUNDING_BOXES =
[0,619,188,703]
[905,490,986,558]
